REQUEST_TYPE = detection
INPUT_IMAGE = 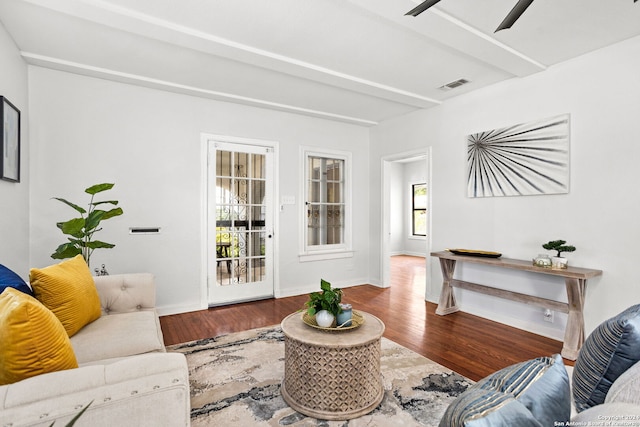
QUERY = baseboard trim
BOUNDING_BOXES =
[457,305,565,342]
[276,277,368,299]
[157,302,206,316]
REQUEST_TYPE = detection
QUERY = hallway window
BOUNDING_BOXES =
[300,148,352,261]
[412,183,427,236]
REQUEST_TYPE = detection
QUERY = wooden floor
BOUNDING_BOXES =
[160,255,566,381]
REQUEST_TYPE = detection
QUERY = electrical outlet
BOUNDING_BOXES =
[543,309,554,323]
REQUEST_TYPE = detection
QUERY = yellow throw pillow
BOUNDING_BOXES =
[0,287,78,385]
[30,255,101,337]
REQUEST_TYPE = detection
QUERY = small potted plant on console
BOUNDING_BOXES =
[542,239,576,269]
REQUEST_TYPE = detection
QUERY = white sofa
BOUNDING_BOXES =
[0,273,190,427]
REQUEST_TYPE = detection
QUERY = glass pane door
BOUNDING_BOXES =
[208,140,273,305]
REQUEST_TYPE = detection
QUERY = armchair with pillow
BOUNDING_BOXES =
[0,256,190,427]
[440,304,640,426]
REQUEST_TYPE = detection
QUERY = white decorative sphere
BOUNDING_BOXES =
[315,310,335,327]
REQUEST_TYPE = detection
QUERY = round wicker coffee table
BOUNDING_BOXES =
[280,311,385,420]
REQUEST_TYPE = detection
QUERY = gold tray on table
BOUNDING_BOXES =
[302,310,365,331]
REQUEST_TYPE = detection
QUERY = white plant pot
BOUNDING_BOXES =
[552,256,568,269]
[315,310,335,327]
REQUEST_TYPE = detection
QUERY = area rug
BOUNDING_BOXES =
[167,326,473,426]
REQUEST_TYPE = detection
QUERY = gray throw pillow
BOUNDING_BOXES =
[573,304,640,412]
[439,354,570,426]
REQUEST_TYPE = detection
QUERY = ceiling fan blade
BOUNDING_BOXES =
[495,0,535,32]
[405,0,443,17]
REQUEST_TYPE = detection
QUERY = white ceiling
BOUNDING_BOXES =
[1,0,639,126]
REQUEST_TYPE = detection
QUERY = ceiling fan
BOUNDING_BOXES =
[406,0,638,33]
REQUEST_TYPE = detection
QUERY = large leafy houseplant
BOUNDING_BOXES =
[51,183,123,267]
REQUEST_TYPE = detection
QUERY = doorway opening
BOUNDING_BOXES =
[381,150,431,298]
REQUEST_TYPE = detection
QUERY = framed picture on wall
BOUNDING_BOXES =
[467,113,570,198]
[1,96,20,182]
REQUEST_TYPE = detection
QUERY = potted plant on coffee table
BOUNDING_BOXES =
[305,279,343,327]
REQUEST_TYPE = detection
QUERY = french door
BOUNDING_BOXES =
[207,139,274,306]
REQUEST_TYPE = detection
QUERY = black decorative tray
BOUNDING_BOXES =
[447,249,502,258]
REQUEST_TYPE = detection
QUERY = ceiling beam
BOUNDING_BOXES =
[22,52,381,127]
[18,0,441,110]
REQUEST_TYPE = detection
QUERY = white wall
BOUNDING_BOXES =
[28,67,370,314]
[0,22,29,278]
[389,162,403,254]
[370,35,640,340]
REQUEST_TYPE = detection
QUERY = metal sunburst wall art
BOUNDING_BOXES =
[467,114,570,198]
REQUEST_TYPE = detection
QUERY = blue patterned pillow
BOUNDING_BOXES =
[440,354,570,426]
[573,304,640,412]
[439,388,543,426]
[0,264,34,297]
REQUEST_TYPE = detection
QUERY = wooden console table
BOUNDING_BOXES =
[430,250,602,360]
